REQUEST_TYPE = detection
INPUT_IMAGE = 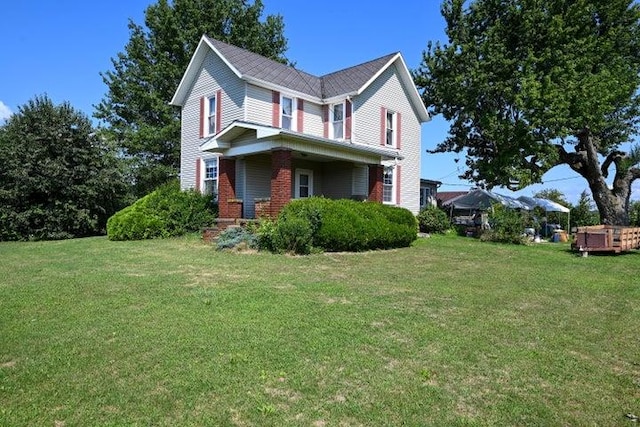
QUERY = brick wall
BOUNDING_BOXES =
[368,164,383,203]
[270,149,292,217]
[218,158,238,218]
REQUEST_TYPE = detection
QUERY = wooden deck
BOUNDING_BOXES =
[573,225,640,256]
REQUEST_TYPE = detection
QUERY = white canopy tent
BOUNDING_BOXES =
[443,189,531,211]
[517,196,571,233]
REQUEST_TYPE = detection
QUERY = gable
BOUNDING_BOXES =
[171,35,430,123]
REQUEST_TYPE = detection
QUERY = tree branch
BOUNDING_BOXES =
[554,144,587,174]
[600,150,625,178]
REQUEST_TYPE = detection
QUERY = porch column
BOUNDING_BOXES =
[270,149,292,217]
[368,164,383,203]
[218,157,240,219]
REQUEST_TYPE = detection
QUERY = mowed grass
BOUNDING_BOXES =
[1,234,639,426]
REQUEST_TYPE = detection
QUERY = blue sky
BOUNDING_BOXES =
[1,0,636,204]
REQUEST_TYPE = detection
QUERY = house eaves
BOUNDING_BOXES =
[200,121,403,161]
[171,35,431,124]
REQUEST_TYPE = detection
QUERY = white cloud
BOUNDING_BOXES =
[0,101,12,122]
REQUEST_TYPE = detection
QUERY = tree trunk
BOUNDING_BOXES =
[559,129,632,226]
[590,184,630,226]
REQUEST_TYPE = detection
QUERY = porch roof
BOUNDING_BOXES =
[200,121,403,162]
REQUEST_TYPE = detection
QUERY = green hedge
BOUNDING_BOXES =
[272,197,417,253]
[417,205,451,234]
[107,181,216,240]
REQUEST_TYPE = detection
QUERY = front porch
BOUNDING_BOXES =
[217,149,386,220]
[203,121,401,221]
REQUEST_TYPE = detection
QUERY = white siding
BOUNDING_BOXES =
[352,165,368,198]
[353,64,422,214]
[245,84,274,126]
[320,163,352,199]
[243,155,272,218]
[180,50,245,190]
[302,100,324,137]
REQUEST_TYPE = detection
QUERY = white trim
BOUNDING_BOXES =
[382,164,396,205]
[295,169,314,198]
[204,94,217,136]
[355,54,430,123]
[202,157,219,199]
[385,110,397,147]
[200,121,403,161]
[171,37,429,123]
[280,94,296,131]
[243,82,248,121]
[244,76,322,104]
[330,102,345,140]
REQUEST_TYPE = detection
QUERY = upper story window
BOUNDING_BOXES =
[332,103,344,139]
[385,110,395,146]
[281,96,294,130]
[207,95,217,135]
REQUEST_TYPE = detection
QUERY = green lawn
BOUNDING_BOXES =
[1,234,638,426]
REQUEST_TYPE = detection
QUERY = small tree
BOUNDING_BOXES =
[628,200,640,226]
[482,204,527,244]
[0,95,127,240]
[571,191,600,228]
[417,205,451,234]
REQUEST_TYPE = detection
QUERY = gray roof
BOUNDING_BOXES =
[207,36,398,99]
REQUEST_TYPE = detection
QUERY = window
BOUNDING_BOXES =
[332,103,344,139]
[295,169,313,198]
[383,166,394,203]
[203,158,218,200]
[281,96,293,130]
[207,95,217,135]
[420,187,432,208]
[385,111,395,146]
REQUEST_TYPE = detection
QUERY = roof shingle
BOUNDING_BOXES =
[207,36,398,99]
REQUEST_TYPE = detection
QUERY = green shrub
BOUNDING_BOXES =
[216,226,257,251]
[254,219,277,252]
[273,217,313,255]
[481,204,528,244]
[417,205,450,234]
[107,181,216,240]
[275,197,417,252]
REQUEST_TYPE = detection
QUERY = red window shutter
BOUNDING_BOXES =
[199,97,205,138]
[395,165,401,205]
[345,99,352,140]
[396,112,402,149]
[323,105,329,138]
[215,90,222,135]
[380,107,386,146]
[195,158,201,191]
[297,99,304,132]
[272,91,280,127]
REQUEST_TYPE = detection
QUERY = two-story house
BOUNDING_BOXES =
[170,35,430,220]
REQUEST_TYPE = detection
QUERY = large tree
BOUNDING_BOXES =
[95,0,288,197]
[416,0,640,225]
[0,96,127,241]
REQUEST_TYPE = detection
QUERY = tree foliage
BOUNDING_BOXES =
[416,0,640,225]
[0,95,127,241]
[95,0,288,196]
[628,200,640,226]
[571,190,600,227]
